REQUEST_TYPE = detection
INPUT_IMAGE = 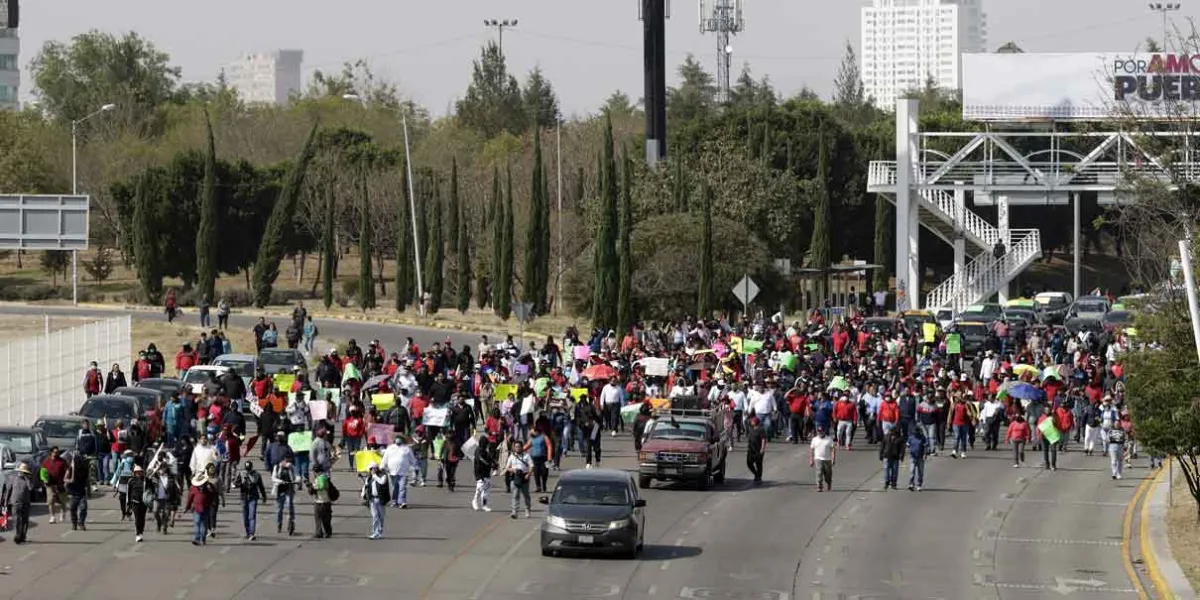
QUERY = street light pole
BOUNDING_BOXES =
[484,19,518,54]
[70,103,116,305]
[1149,2,1182,48]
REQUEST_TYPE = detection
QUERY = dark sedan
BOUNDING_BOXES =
[539,468,646,559]
[136,378,185,398]
[32,415,90,451]
[1102,310,1135,332]
[77,394,143,424]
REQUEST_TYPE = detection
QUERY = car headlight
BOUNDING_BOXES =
[638,452,650,462]
[545,515,568,529]
[608,518,632,530]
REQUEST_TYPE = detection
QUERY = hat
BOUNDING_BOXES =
[14,462,31,475]
[123,449,135,457]
[133,465,144,473]
[191,473,209,486]
[368,462,379,471]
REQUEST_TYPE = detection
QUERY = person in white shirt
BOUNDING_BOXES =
[600,381,623,434]
[810,428,837,492]
[749,382,775,439]
[190,435,218,477]
[380,437,416,509]
[505,440,533,519]
[979,396,1005,450]
[727,384,748,443]
[979,351,997,382]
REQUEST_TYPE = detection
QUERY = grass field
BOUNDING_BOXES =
[0,313,258,363]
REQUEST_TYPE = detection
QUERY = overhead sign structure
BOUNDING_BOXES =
[0,195,90,250]
[732,274,759,309]
[962,52,1200,122]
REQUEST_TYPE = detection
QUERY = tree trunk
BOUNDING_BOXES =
[297,252,307,286]
[244,268,251,291]
[310,246,322,296]
[376,248,387,297]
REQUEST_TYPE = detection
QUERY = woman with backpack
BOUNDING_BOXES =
[110,450,136,519]
[1106,423,1127,480]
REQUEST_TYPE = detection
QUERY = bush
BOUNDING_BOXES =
[341,277,359,299]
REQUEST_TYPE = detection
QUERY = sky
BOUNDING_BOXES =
[16,0,1200,117]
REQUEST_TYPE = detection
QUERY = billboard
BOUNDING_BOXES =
[962,52,1200,121]
[0,195,90,250]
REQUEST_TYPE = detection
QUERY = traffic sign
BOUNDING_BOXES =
[514,302,535,324]
[732,274,760,307]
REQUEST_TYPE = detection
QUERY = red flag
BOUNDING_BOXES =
[244,435,260,454]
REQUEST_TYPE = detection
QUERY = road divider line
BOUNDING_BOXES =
[1139,467,1172,599]
[18,551,36,562]
[469,526,538,600]
[419,516,505,600]
[1122,472,1156,600]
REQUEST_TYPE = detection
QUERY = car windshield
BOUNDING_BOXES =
[81,399,135,421]
[183,370,214,384]
[34,420,80,439]
[962,305,1002,319]
[1106,311,1133,324]
[1037,296,1068,308]
[552,481,632,506]
[138,380,178,394]
[1006,310,1034,321]
[214,359,254,378]
[260,350,301,366]
[1076,301,1108,313]
[958,324,989,337]
[0,432,35,454]
[936,310,952,321]
[647,421,707,441]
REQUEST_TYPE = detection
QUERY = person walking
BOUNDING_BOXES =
[527,428,552,493]
[305,464,335,539]
[271,456,298,536]
[505,439,532,519]
[1106,424,1127,480]
[361,463,389,540]
[1005,414,1031,468]
[151,461,177,534]
[64,450,90,531]
[1,462,34,544]
[879,427,905,490]
[184,471,213,546]
[472,432,497,512]
[381,435,415,509]
[40,446,68,524]
[745,416,767,485]
[1036,406,1060,471]
[111,450,136,520]
[810,428,836,492]
[127,465,150,542]
[234,461,267,540]
[949,395,972,459]
[906,426,929,491]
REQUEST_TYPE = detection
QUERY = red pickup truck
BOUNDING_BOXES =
[636,405,729,490]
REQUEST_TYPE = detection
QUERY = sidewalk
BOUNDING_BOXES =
[1144,466,1199,599]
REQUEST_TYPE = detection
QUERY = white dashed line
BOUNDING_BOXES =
[18,551,36,562]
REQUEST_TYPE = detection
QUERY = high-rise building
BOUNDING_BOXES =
[860,0,987,110]
[224,50,303,106]
[0,1,19,110]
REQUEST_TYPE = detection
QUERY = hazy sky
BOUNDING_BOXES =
[17,0,1200,116]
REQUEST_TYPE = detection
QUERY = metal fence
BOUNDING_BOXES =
[0,315,132,426]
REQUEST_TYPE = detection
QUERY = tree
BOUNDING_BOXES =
[477,167,499,310]
[395,168,412,312]
[832,40,874,127]
[195,107,219,305]
[40,250,70,287]
[83,243,115,285]
[252,121,319,307]
[523,67,561,128]
[425,190,445,312]
[496,166,515,320]
[447,157,461,261]
[616,147,635,334]
[809,131,833,304]
[873,195,892,292]
[358,169,376,309]
[697,181,714,317]
[667,55,716,124]
[491,166,505,313]
[995,41,1025,53]
[29,31,181,126]
[729,64,777,108]
[456,42,526,139]
[322,186,336,309]
[131,175,162,303]
[457,209,472,314]
[523,127,548,314]
[602,91,639,118]
[592,114,620,330]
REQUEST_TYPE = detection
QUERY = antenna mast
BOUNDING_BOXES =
[700,0,744,104]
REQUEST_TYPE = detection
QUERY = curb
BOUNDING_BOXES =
[1143,464,1198,599]
[1123,471,1155,599]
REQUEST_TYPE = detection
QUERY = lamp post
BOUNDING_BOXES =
[70,102,116,305]
[342,94,426,315]
[1149,3,1182,48]
[483,19,518,54]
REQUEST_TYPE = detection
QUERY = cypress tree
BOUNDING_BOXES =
[457,208,471,314]
[321,185,335,308]
[252,120,319,307]
[395,168,411,312]
[448,158,460,259]
[195,107,219,304]
[490,167,504,313]
[591,114,619,330]
[616,147,634,335]
[810,130,833,305]
[132,174,163,304]
[573,167,585,206]
[497,166,515,320]
[475,169,497,309]
[413,176,429,305]
[523,128,545,313]
[697,180,714,317]
[873,195,891,292]
[425,190,445,312]
[358,168,376,309]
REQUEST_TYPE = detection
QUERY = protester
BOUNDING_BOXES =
[810,428,836,492]
[235,461,268,540]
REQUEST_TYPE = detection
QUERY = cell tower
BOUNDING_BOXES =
[700,0,744,104]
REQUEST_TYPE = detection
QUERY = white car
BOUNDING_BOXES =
[180,365,232,395]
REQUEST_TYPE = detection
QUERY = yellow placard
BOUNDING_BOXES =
[922,322,937,343]
[570,387,589,403]
[273,374,295,392]
[371,393,396,411]
[354,450,383,473]
[494,384,519,402]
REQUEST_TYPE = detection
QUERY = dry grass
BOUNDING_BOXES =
[128,319,258,360]
[1167,469,1200,592]
[0,315,94,337]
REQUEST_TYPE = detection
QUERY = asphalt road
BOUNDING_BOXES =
[0,306,1151,600]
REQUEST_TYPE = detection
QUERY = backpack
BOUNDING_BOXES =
[1107,428,1126,445]
[376,478,390,505]
[326,479,340,502]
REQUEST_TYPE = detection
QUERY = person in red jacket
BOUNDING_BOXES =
[1005,414,1031,467]
[175,344,199,377]
[1053,403,1074,451]
[83,362,103,398]
[342,407,366,472]
[133,352,153,383]
[833,396,858,449]
[184,472,214,545]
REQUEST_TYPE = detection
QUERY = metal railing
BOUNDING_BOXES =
[925,230,1043,312]
[0,316,132,426]
[868,159,1200,190]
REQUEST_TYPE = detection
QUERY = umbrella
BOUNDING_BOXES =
[583,364,618,380]
[1005,382,1045,401]
[1041,366,1062,381]
[1012,364,1040,378]
[363,373,390,392]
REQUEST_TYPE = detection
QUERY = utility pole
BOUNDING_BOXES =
[484,19,518,54]
[639,0,668,166]
[1149,3,1182,48]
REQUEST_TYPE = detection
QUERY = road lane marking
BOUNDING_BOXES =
[59,530,72,538]
[18,551,36,562]
[175,590,188,600]
[331,549,351,565]
[990,536,1121,546]
[468,526,538,600]
[648,585,657,595]
[189,574,202,584]
[219,547,231,555]
[1122,473,1155,600]
[419,516,505,600]
[1004,496,1126,507]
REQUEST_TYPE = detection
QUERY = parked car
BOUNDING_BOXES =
[0,426,50,500]
[76,394,143,424]
[1069,295,1111,321]
[1034,292,1074,325]
[258,348,307,376]
[900,310,936,333]
[32,415,90,451]
[179,365,231,395]
[959,303,1004,326]
[136,377,185,398]
[539,468,646,558]
[859,317,900,337]
[1064,316,1104,336]
[212,353,256,389]
[1102,310,1135,332]
[933,308,954,331]
[951,321,993,357]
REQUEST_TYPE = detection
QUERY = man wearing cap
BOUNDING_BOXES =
[1,461,34,543]
[127,464,150,542]
[362,462,389,539]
